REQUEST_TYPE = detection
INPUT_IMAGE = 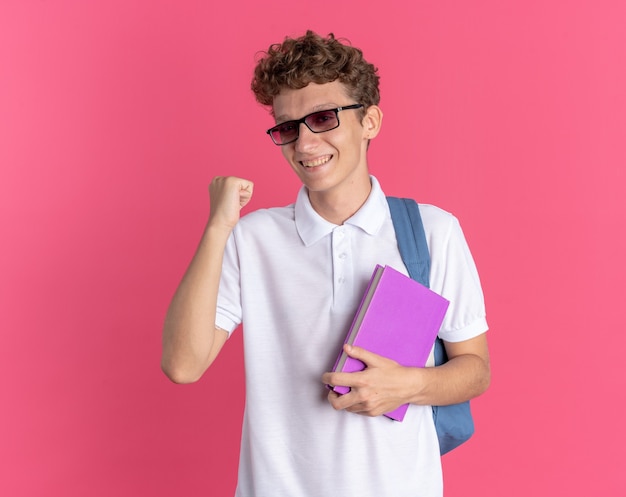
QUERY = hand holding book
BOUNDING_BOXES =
[325,265,449,421]
[323,343,425,418]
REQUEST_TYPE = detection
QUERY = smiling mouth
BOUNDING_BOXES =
[300,155,332,168]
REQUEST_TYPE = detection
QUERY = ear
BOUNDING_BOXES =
[361,105,383,139]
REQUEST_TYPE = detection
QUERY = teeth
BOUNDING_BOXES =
[302,155,331,167]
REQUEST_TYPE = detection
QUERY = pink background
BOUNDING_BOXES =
[1,1,624,495]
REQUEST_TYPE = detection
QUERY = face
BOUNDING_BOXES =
[271,81,382,206]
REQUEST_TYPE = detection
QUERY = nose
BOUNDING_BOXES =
[295,122,319,152]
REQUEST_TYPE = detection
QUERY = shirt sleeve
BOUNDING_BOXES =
[424,206,488,343]
[215,229,243,335]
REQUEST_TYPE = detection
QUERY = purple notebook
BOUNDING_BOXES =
[331,264,450,421]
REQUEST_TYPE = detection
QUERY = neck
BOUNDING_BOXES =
[308,177,372,225]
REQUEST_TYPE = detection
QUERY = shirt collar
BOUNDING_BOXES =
[295,176,388,246]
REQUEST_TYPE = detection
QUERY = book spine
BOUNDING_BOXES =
[330,265,382,376]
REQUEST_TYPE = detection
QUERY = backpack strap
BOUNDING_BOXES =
[386,197,431,288]
[387,197,447,365]
[386,196,474,455]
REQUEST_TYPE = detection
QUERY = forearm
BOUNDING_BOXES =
[323,334,490,417]
[407,352,491,406]
[161,222,232,383]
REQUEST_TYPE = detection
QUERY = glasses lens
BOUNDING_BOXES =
[270,121,298,145]
[269,109,342,145]
[305,110,339,132]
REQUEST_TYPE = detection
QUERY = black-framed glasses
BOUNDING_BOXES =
[266,104,364,145]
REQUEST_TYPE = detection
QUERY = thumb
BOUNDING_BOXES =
[239,181,254,208]
[344,344,387,368]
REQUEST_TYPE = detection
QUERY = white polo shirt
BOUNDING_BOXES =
[216,176,488,497]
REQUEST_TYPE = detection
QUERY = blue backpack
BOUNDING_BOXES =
[387,197,474,455]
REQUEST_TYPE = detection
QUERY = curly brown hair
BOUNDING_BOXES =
[251,31,380,113]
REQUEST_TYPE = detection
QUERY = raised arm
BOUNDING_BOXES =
[161,176,253,384]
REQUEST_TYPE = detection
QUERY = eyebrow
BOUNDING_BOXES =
[274,103,341,124]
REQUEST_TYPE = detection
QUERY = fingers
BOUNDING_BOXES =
[326,386,385,417]
[210,176,254,199]
[238,181,253,207]
[208,176,254,229]
[323,347,407,418]
[342,344,385,367]
[323,346,396,392]
[323,371,358,391]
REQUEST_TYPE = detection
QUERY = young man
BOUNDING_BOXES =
[162,31,490,496]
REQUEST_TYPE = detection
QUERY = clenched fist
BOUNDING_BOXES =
[208,176,254,231]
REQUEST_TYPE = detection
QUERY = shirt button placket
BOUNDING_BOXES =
[332,227,353,305]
